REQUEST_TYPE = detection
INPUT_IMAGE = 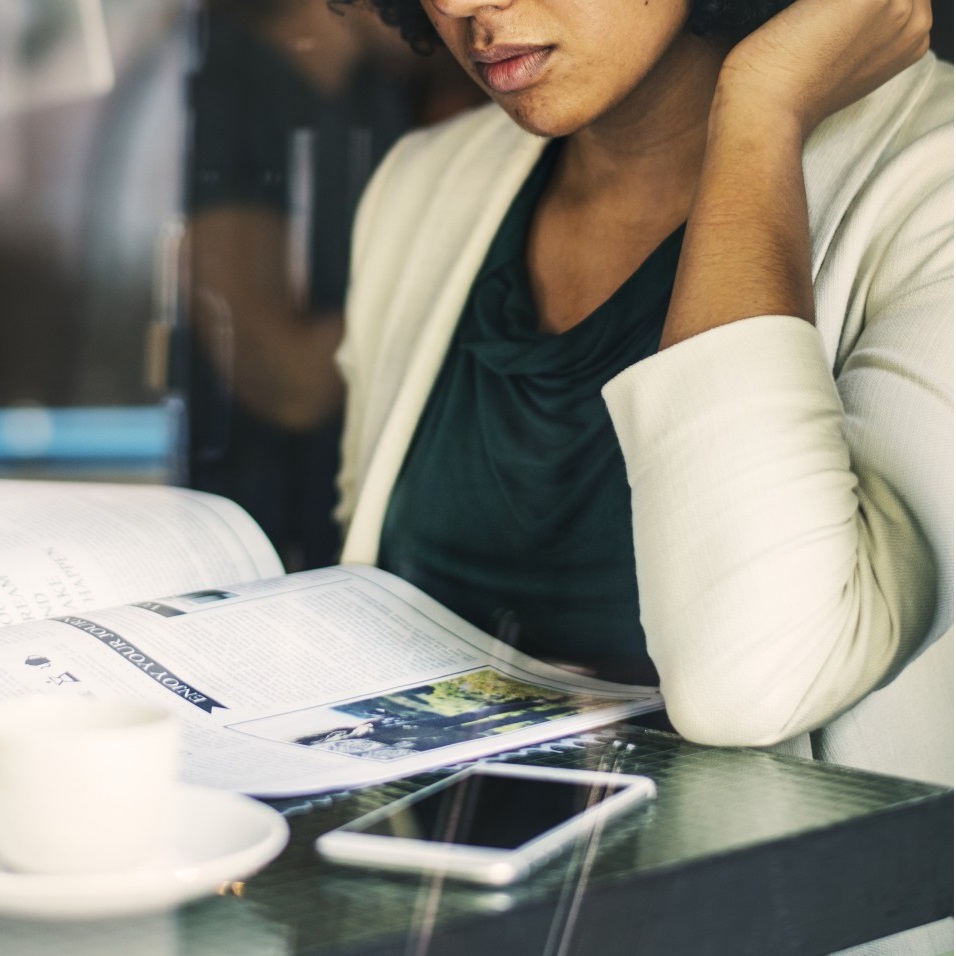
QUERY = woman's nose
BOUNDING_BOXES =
[428,0,512,20]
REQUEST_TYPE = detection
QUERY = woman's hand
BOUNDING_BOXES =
[716,0,932,140]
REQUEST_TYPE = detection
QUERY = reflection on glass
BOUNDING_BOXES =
[184,0,483,569]
[0,0,482,495]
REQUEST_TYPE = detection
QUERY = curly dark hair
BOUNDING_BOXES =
[330,0,795,55]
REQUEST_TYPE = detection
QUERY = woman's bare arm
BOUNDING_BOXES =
[660,0,932,349]
[610,0,946,746]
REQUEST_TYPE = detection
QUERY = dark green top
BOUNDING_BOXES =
[379,142,683,684]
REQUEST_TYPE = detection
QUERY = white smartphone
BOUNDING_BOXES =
[315,762,656,886]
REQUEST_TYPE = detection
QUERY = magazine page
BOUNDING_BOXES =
[0,565,662,796]
[0,480,283,626]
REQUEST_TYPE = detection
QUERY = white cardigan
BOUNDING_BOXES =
[337,54,953,787]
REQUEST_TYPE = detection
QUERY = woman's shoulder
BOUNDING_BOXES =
[803,54,952,285]
[362,102,543,214]
[350,102,545,265]
[806,54,952,194]
[386,101,534,170]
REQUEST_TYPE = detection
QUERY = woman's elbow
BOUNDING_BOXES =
[660,671,804,748]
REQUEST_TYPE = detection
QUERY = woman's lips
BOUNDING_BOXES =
[472,45,553,94]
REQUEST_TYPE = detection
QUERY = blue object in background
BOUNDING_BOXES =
[0,405,176,477]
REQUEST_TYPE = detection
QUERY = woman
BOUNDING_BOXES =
[333,0,952,792]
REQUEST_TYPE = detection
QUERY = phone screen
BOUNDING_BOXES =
[353,770,632,850]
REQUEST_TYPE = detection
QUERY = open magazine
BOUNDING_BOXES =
[0,480,662,797]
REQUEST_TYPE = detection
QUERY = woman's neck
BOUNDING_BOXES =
[557,32,729,219]
[525,32,729,334]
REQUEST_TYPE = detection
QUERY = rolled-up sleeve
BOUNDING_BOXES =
[603,301,949,745]
[602,87,953,747]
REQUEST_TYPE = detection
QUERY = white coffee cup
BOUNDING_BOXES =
[0,695,179,874]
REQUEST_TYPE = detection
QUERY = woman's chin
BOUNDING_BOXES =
[502,99,589,139]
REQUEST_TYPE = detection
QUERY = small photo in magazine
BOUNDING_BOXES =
[177,589,238,605]
[133,589,240,618]
[228,668,619,761]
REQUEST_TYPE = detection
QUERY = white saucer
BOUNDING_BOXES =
[0,785,289,920]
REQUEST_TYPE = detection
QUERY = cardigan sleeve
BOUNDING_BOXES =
[602,166,953,746]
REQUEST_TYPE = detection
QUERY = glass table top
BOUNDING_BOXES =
[0,723,951,956]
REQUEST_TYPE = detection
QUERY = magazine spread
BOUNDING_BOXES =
[0,479,283,624]
[0,482,662,797]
